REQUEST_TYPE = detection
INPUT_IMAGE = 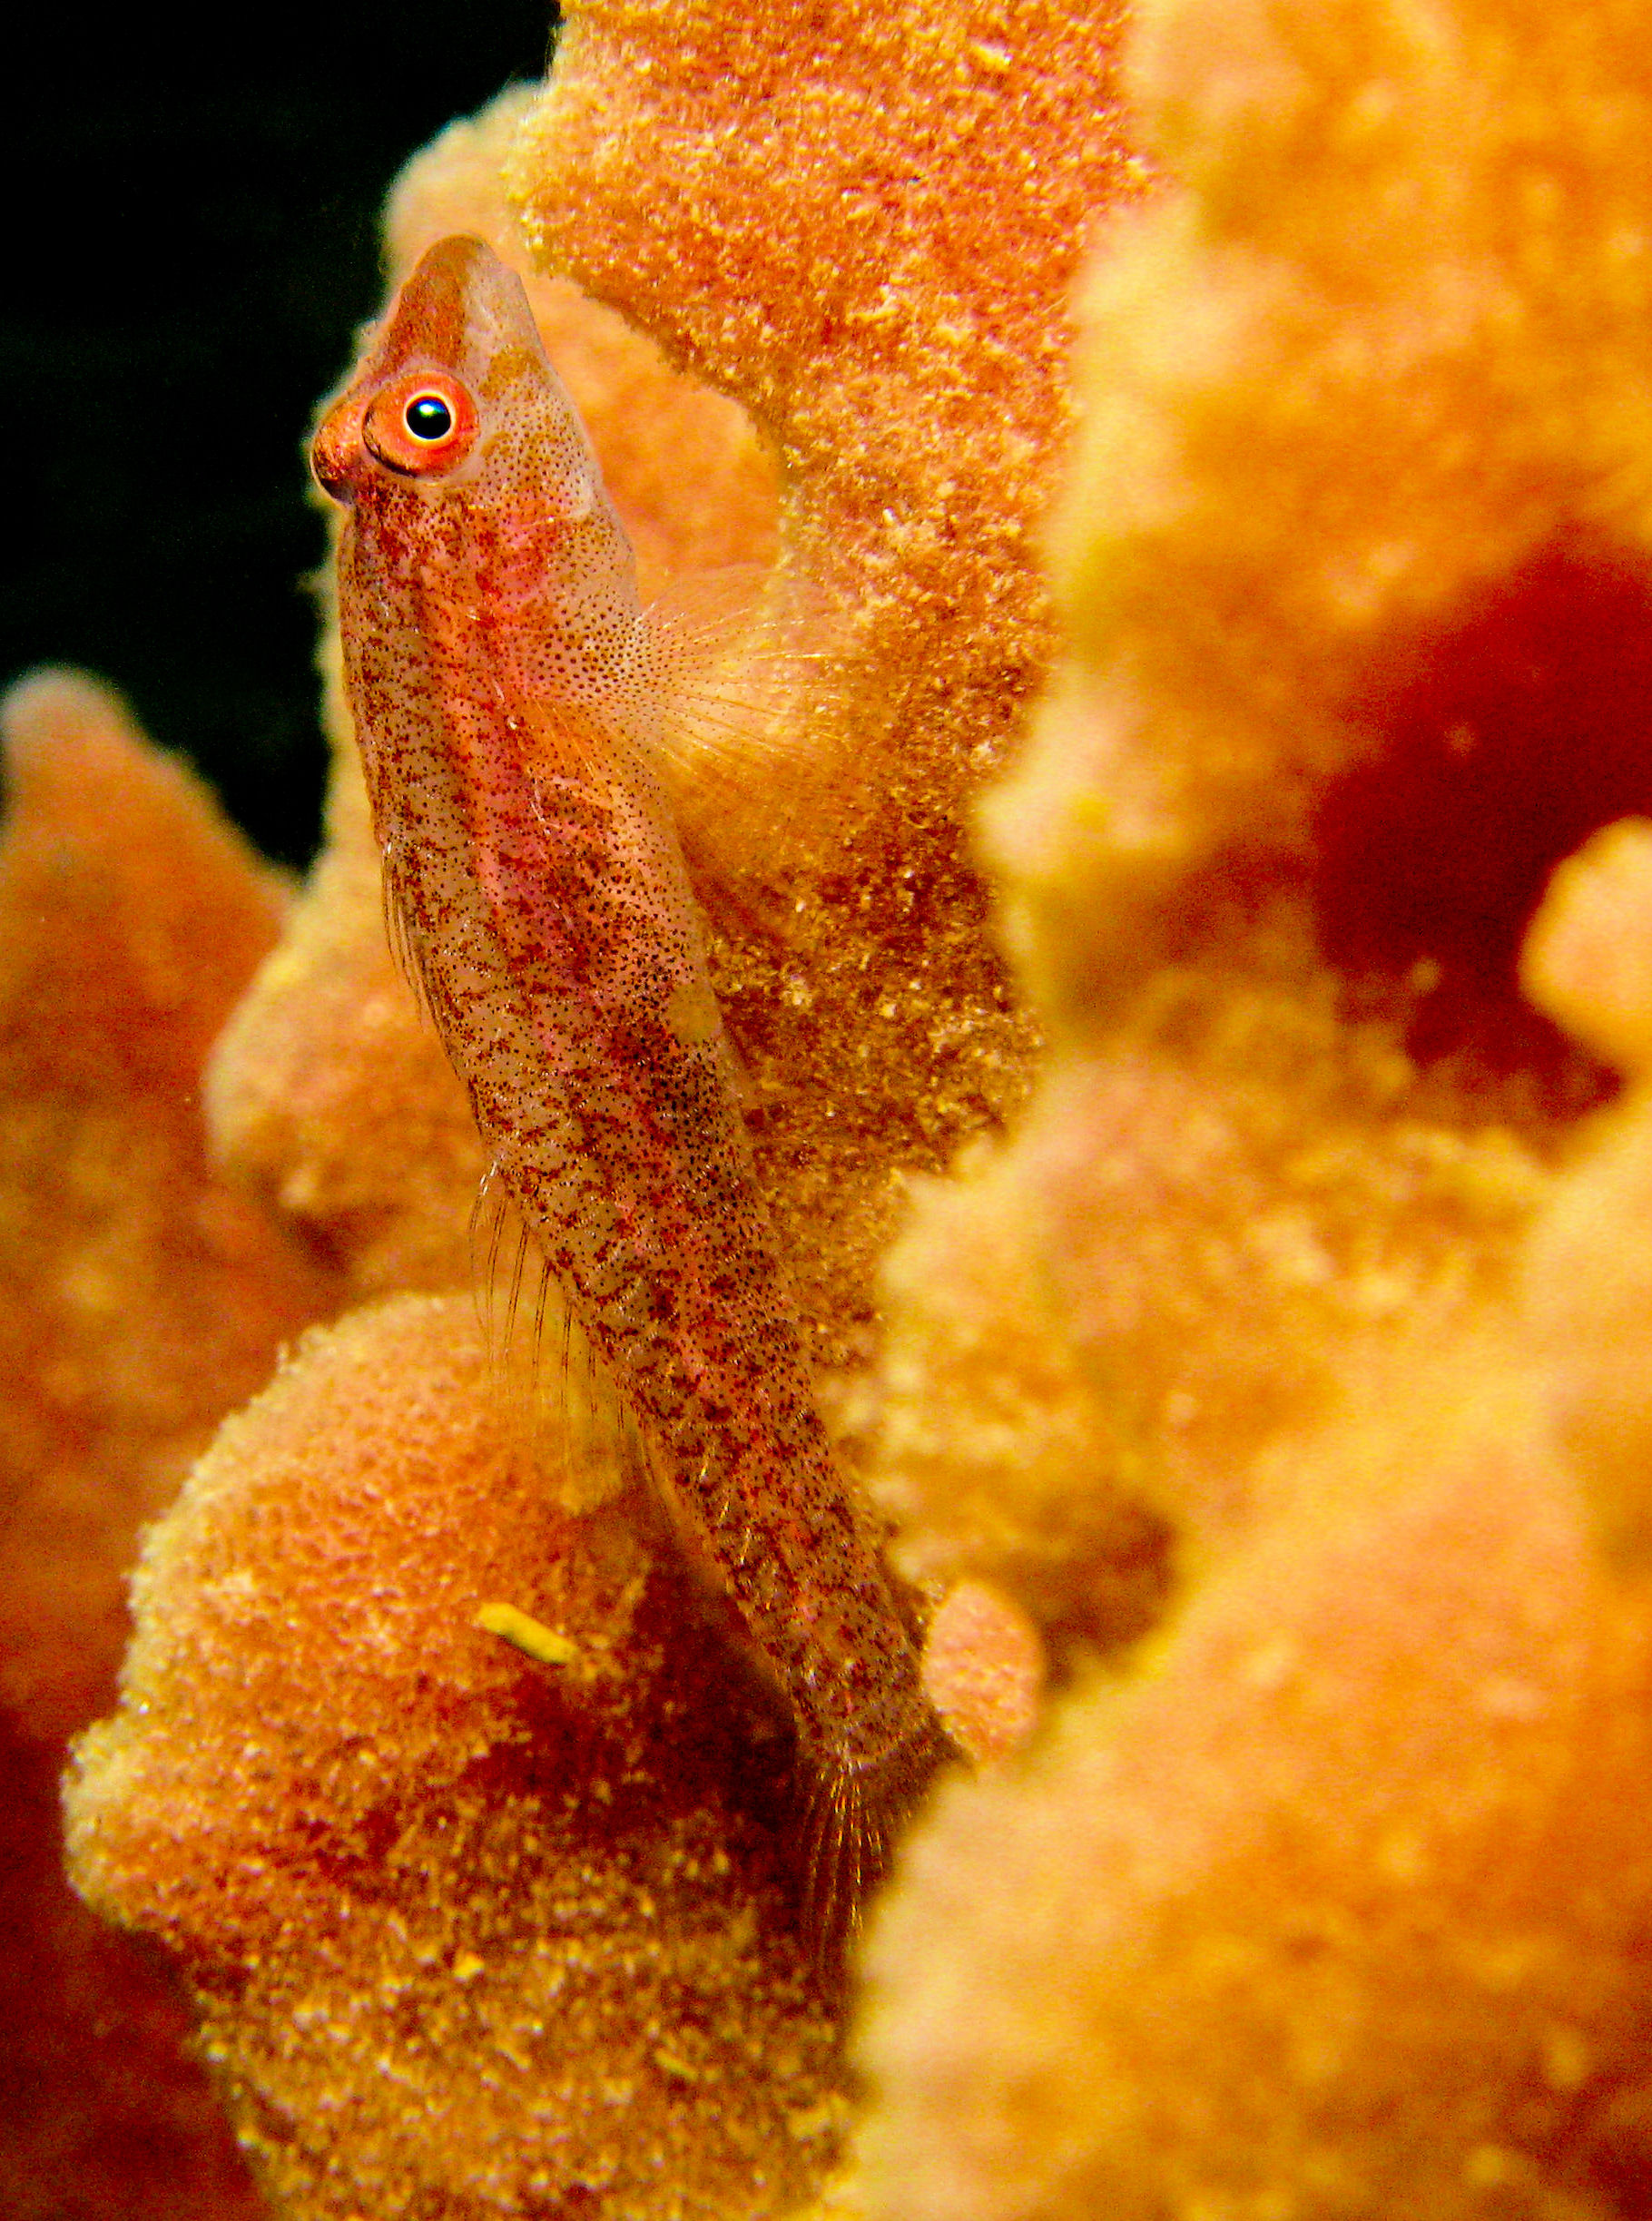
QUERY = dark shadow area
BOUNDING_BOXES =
[0,1714,265,2221]
[1314,537,1652,1102]
[1,4,560,868]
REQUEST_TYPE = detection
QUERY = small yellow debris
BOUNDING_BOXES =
[653,2047,700,2084]
[475,1600,579,1666]
[452,1951,485,1983]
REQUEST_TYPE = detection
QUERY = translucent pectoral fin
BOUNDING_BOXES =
[648,565,839,770]
[645,565,853,936]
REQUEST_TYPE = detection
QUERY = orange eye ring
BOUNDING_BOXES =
[363,370,477,477]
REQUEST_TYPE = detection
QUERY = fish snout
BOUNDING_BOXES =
[310,400,361,505]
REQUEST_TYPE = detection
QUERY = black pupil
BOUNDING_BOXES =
[405,392,454,442]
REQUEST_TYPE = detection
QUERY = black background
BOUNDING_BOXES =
[3,6,560,868]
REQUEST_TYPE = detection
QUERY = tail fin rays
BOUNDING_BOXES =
[801,1711,960,1975]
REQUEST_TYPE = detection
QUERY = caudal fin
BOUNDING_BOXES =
[801,1711,960,1973]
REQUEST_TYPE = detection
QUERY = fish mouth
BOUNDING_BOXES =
[310,402,359,505]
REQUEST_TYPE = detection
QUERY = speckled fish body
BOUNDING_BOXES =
[311,237,949,1925]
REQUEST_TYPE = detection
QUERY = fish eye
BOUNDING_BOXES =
[362,370,477,477]
[403,391,455,443]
